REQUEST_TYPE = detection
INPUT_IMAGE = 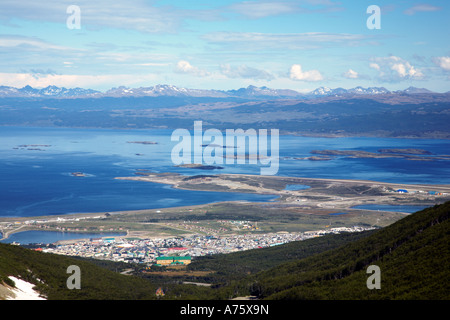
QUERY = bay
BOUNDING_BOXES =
[1,126,449,219]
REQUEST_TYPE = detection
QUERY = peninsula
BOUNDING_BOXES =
[115,172,450,211]
[2,173,449,244]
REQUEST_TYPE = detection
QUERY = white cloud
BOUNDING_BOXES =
[0,35,75,52]
[175,60,195,73]
[220,64,275,80]
[0,0,344,34]
[0,0,217,34]
[343,69,359,79]
[289,64,323,82]
[433,56,450,71]
[175,60,210,77]
[230,1,301,19]
[392,62,422,78]
[370,56,424,81]
[203,32,374,51]
[0,72,159,90]
[0,35,175,73]
[404,4,441,15]
[369,63,380,71]
[229,0,342,19]
[136,63,171,67]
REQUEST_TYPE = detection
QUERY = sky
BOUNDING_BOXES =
[0,0,449,92]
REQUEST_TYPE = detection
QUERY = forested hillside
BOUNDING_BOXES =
[0,243,157,300]
[227,202,449,299]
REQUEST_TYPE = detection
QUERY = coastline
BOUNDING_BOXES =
[1,173,450,243]
[2,124,450,140]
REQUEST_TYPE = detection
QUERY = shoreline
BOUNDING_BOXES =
[2,173,450,222]
[2,124,450,140]
[0,227,127,243]
[0,200,258,241]
[1,173,449,242]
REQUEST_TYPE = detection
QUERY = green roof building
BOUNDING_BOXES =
[155,256,191,266]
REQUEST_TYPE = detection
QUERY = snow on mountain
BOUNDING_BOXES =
[225,85,304,98]
[0,85,100,98]
[396,86,434,94]
[310,86,391,96]
[311,87,333,95]
[0,86,22,97]
[3,276,46,300]
[347,86,390,95]
[19,85,41,96]
[0,84,439,99]
[104,84,228,98]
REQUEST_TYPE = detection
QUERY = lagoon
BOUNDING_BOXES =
[284,184,311,191]
[0,230,126,245]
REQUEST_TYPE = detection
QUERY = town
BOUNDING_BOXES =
[33,225,375,266]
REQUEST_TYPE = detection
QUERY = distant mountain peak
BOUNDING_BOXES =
[310,86,391,96]
[0,84,441,99]
[311,87,333,95]
[224,85,304,98]
[400,86,434,94]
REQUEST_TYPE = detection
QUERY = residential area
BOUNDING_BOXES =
[35,226,375,266]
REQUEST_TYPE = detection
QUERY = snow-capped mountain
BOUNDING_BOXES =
[39,85,101,97]
[0,86,23,97]
[347,86,390,95]
[396,86,434,94]
[310,87,333,96]
[104,84,228,98]
[225,85,304,98]
[0,85,100,98]
[0,84,439,99]
[310,86,391,96]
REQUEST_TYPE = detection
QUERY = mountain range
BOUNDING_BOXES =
[0,84,442,99]
[1,83,449,139]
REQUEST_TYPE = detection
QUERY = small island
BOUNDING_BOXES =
[17,144,52,148]
[201,144,237,149]
[309,149,450,161]
[175,164,224,170]
[71,172,86,177]
[377,148,432,155]
[14,144,52,151]
[295,156,333,161]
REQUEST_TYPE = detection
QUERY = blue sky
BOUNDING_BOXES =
[0,0,448,92]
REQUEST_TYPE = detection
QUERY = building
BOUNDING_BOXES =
[156,287,165,297]
[155,256,192,266]
[396,189,408,193]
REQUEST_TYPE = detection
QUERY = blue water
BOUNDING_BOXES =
[352,204,430,213]
[284,184,310,191]
[0,230,125,245]
[1,126,449,219]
